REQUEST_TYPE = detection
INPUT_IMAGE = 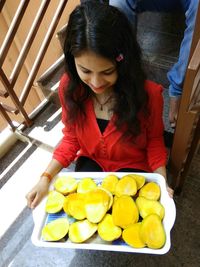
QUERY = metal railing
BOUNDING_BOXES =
[0,0,68,130]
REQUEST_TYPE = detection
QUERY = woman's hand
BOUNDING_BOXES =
[26,177,50,209]
[166,184,174,198]
[153,166,174,198]
[169,96,181,128]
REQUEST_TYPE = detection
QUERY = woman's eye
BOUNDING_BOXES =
[104,72,112,75]
[103,69,116,75]
[81,69,91,74]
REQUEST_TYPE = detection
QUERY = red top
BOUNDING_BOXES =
[53,73,167,172]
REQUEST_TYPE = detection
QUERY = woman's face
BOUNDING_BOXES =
[74,50,118,95]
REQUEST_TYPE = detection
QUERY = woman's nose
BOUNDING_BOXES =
[90,75,104,88]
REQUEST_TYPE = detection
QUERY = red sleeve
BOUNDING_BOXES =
[52,74,80,167]
[145,81,167,171]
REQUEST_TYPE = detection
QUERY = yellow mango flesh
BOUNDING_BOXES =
[139,182,161,200]
[77,178,97,193]
[42,218,69,241]
[64,193,86,220]
[140,214,166,249]
[112,195,139,229]
[85,188,110,223]
[98,187,113,210]
[128,174,145,189]
[115,175,137,197]
[98,214,122,241]
[54,176,78,195]
[122,222,145,248]
[45,190,65,213]
[69,219,97,243]
[136,196,165,220]
[63,195,70,215]
[101,174,119,194]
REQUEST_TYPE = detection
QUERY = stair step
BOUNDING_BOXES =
[22,105,63,150]
[0,146,52,240]
[56,24,67,49]
[138,11,185,36]
[36,55,65,106]
[0,89,9,98]
[0,208,34,267]
[137,20,182,86]
[0,144,75,266]
[1,103,19,114]
[37,55,64,91]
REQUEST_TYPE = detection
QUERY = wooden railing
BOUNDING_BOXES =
[170,2,200,193]
[0,0,69,130]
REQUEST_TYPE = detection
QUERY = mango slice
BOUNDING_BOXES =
[140,214,166,249]
[98,187,113,210]
[64,193,86,220]
[122,222,145,248]
[69,219,97,243]
[77,178,97,193]
[54,176,78,195]
[84,188,111,223]
[98,214,122,241]
[115,175,137,197]
[128,174,145,189]
[112,195,139,229]
[136,196,165,220]
[42,218,69,241]
[139,182,161,200]
[45,190,65,213]
[101,174,119,194]
[63,195,70,215]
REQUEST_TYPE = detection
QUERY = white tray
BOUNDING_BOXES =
[31,172,176,254]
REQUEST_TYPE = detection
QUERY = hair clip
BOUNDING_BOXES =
[116,53,124,62]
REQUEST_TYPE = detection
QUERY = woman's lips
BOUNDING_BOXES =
[89,84,107,92]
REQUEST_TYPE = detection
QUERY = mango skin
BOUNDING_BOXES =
[140,214,166,249]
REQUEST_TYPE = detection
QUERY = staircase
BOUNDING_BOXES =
[0,10,187,267]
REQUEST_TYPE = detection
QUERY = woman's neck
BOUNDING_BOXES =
[92,88,115,120]
[93,87,114,103]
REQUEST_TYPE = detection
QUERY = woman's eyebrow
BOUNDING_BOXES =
[77,64,115,72]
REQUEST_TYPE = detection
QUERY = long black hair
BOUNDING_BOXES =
[63,1,148,137]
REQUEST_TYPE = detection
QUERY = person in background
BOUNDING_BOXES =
[26,2,173,209]
[109,0,199,128]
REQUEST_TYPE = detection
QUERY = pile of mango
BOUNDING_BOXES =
[42,174,166,249]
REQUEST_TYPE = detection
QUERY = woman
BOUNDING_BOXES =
[26,2,173,209]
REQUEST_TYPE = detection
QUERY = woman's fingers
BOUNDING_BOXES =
[167,185,174,198]
[26,191,37,208]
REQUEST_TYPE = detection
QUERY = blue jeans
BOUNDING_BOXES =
[109,0,199,98]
